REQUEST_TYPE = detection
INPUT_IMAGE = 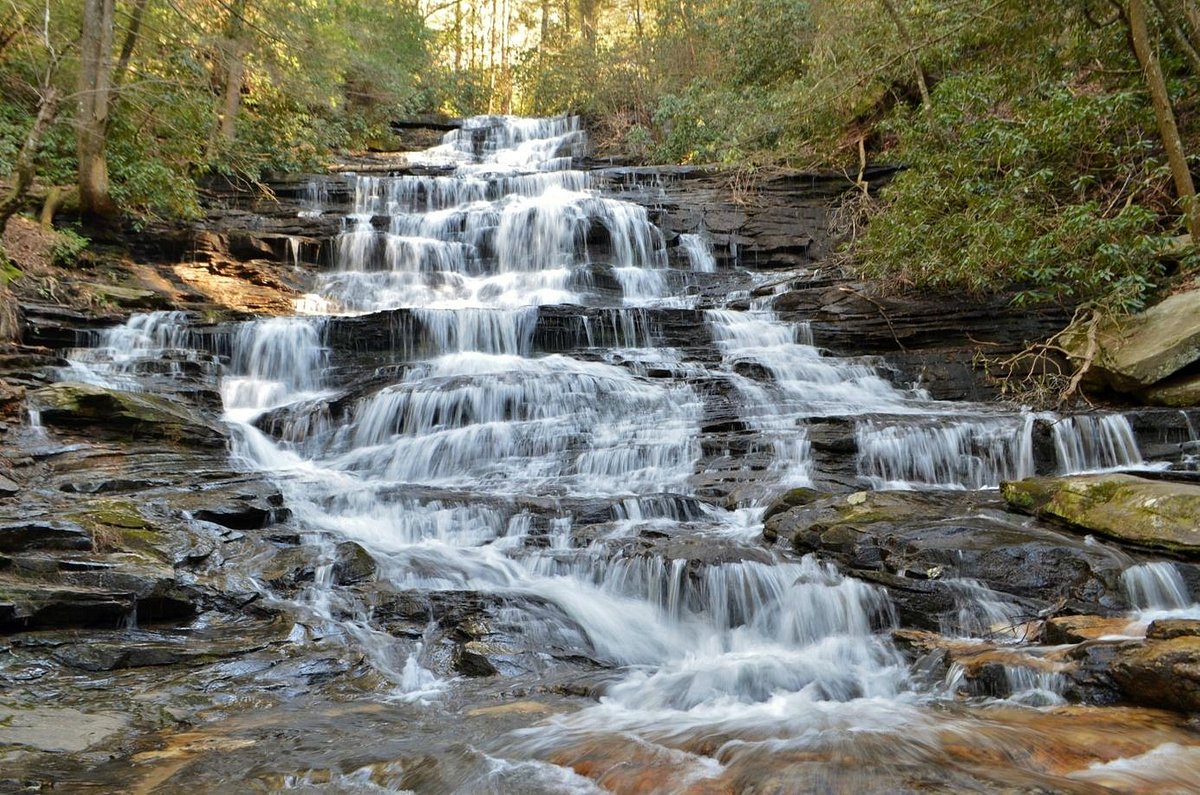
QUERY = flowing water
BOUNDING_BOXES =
[58,116,1200,792]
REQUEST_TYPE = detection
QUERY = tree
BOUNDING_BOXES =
[1125,0,1200,241]
[878,0,931,111]
[0,87,60,236]
[214,0,250,146]
[77,0,117,217]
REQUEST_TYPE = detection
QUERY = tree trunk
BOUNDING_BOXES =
[1180,0,1200,53]
[879,0,932,111]
[1152,0,1200,74]
[78,0,118,218]
[0,87,61,237]
[219,46,245,142]
[579,0,598,49]
[454,0,463,71]
[216,0,248,145]
[112,0,150,89]
[1129,0,1200,241]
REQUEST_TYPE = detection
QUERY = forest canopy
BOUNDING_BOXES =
[1,0,1197,309]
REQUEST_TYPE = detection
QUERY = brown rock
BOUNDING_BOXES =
[1112,636,1200,712]
[1146,619,1200,641]
[1042,615,1133,645]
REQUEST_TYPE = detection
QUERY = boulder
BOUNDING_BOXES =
[1139,373,1200,408]
[1146,618,1200,641]
[761,487,826,528]
[1002,474,1200,556]
[30,382,227,448]
[1070,289,1200,392]
[1042,614,1133,645]
[331,541,376,585]
[768,490,1133,623]
[1111,636,1200,712]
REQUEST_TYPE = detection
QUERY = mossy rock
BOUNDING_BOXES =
[66,499,162,556]
[31,382,226,448]
[76,499,149,530]
[762,487,827,524]
[81,282,170,311]
[1002,474,1200,556]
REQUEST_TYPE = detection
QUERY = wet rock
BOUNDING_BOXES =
[762,487,826,528]
[0,519,92,552]
[1042,615,1132,645]
[261,546,318,590]
[0,473,19,496]
[332,542,376,585]
[1112,636,1200,712]
[856,571,960,632]
[1002,474,1200,556]
[0,705,129,752]
[452,643,498,677]
[1061,641,1128,705]
[775,282,1069,356]
[0,586,135,632]
[168,478,289,530]
[1068,288,1200,393]
[30,382,227,448]
[773,490,1131,622]
[1146,619,1200,640]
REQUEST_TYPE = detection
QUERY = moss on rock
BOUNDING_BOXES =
[31,382,226,448]
[1002,474,1200,556]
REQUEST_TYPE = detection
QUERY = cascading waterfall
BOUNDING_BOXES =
[679,232,717,273]
[1052,413,1145,473]
[52,114,1200,789]
[1122,561,1197,614]
[856,415,1037,490]
[64,310,203,389]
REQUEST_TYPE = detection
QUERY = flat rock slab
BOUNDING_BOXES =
[0,706,128,752]
[1002,474,1200,556]
[0,520,91,553]
[1074,288,1200,392]
[29,382,227,448]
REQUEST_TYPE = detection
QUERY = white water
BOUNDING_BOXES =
[52,114,1200,787]
[679,233,717,273]
[1052,413,1144,473]
[1121,561,1200,634]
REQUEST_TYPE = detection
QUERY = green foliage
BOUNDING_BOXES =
[51,229,90,267]
[856,75,1175,312]
[0,254,21,286]
[0,0,438,221]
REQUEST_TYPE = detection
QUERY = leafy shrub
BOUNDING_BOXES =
[855,76,1178,312]
[51,228,90,267]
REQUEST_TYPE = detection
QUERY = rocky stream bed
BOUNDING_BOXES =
[3,117,1200,793]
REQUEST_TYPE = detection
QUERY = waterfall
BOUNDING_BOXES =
[856,415,1036,490]
[1122,561,1194,612]
[1052,414,1144,473]
[679,232,717,272]
[53,113,1200,788]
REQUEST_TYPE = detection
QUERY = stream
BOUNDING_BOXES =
[46,116,1200,792]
